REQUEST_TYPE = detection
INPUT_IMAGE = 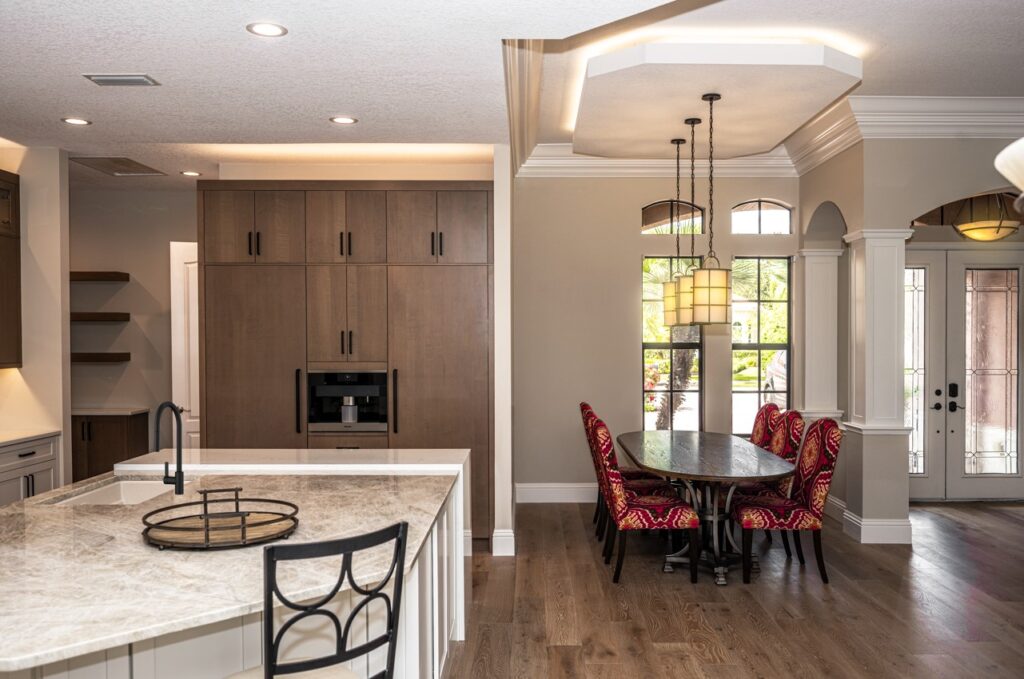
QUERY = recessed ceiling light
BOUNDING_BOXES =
[246,22,288,37]
[62,117,92,126]
[180,170,202,177]
[329,116,358,125]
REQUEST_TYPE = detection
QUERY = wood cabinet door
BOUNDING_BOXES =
[305,191,346,263]
[85,416,127,479]
[255,191,306,263]
[0,469,26,505]
[346,191,387,263]
[388,266,489,535]
[307,265,348,362]
[386,191,437,264]
[71,415,89,482]
[436,191,488,264]
[347,266,388,362]
[0,235,21,368]
[203,191,255,263]
[204,266,307,448]
[0,178,18,239]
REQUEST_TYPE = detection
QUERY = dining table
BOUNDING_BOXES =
[617,430,795,585]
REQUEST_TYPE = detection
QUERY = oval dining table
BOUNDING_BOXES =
[616,430,795,585]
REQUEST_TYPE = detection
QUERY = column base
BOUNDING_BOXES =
[841,510,913,544]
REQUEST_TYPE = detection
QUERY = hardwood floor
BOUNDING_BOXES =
[446,502,1024,678]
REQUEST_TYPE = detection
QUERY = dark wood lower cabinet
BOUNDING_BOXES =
[307,434,390,449]
[71,413,149,482]
[388,266,490,536]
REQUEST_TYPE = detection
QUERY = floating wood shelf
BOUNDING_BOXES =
[71,352,131,363]
[71,312,130,323]
[70,271,130,282]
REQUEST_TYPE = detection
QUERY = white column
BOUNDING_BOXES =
[795,248,844,421]
[491,144,515,556]
[840,229,914,543]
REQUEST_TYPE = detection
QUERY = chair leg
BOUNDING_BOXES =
[764,530,773,544]
[793,531,806,565]
[613,531,628,583]
[592,491,602,524]
[596,501,607,540]
[604,524,617,564]
[688,527,701,583]
[742,528,753,583]
[780,530,792,559]
[813,531,829,584]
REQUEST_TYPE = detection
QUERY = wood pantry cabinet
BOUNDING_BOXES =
[386,190,488,264]
[203,190,305,263]
[0,169,21,368]
[307,265,387,363]
[70,412,148,482]
[306,190,387,264]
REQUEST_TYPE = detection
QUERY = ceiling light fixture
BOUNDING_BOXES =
[675,117,702,326]
[995,137,1024,213]
[62,117,92,126]
[246,22,288,37]
[951,193,1021,242]
[691,93,732,326]
[329,116,359,125]
[180,171,202,177]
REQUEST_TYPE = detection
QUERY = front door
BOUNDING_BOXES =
[906,249,1023,500]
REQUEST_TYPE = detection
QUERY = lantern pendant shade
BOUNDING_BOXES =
[663,278,679,326]
[692,265,731,325]
[675,273,694,325]
[952,193,1021,242]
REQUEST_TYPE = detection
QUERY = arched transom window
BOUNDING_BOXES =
[731,199,791,235]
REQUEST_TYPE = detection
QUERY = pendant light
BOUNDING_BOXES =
[674,117,702,325]
[655,138,687,326]
[950,193,1021,242]
[692,93,732,325]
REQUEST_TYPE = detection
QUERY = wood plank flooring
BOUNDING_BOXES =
[446,502,1024,678]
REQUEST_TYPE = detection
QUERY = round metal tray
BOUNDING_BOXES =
[142,487,298,550]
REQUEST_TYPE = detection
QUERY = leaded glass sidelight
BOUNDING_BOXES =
[905,269,926,475]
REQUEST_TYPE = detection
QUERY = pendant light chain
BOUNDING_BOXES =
[674,140,682,264]
[688,120,697,265]
[706,96,716,264]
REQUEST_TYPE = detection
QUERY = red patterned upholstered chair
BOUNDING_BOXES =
[580,403,674,541]
[591,418,701,583]
[733,418,843,583]
[749,402,780,448]
[737,410,806,498]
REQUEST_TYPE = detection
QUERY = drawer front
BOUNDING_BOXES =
[0,437,56,475]
[307,434,390,450]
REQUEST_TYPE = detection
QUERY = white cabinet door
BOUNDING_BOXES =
[0,469,26,505]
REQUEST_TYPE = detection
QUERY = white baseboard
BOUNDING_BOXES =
[824,495,846,522]
[515,482,598,503]
[491,528,516,556]
[842,510,913,544]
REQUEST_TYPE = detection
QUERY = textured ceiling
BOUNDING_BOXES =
[538,0,1024,144]
[0,0,670,187]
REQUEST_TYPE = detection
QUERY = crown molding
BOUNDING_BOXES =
[784,100,862,175]
[517,143,797,178]
[848,96,1024,139]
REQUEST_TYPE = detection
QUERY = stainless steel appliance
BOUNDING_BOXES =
[307,371,388,432]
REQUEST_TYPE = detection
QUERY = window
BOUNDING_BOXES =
[643,257,701,430]
[905,268,926,475]
[731,257,790,435]
[731,199,791,234]
[640,201,703,235]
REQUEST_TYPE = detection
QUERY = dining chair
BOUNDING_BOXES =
[733,418,843,584]
[591,417,701,584]
[748,402,781,448]
[580,402,675,542]
[739,405,802,547]
[229,522,408,679]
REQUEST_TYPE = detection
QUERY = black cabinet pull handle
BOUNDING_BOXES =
[295,368,302,433]
[439,231,444,257]
[340,331,346,355]
[30,473,35,497]
[392,368,399,434]
[17,451,36,458]
[430,232,435,256]
[336,446,360,450]
[340,231,345,256]
[256,232,262,256]
[248,231,253,256]
[23,476,29,498]
[348,330,353,356]
[347,231,352,257]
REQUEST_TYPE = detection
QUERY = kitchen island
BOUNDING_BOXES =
[0,448,468,679]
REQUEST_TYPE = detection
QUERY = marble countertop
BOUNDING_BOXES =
[0,428,61,448]
[0,470,456,671]
[70,407,150,416]
[116,447,471,474]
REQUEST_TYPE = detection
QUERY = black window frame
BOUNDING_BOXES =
[731,199,793,235]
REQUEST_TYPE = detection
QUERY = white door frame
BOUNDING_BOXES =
[170,242,201,449]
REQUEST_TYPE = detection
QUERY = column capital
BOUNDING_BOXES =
[798,247,843,257]
[842,228,914,244]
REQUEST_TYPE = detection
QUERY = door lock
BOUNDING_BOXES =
[948,401,959,412]
[932,403,943,411]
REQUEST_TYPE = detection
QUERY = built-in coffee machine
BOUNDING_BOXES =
[307,371,388,432]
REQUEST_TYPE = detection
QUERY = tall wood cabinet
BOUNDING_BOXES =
[199,180,492,535]
[70,411,149,482]
[0,169,21,368]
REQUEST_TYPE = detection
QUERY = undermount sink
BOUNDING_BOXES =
[59,480,192,506]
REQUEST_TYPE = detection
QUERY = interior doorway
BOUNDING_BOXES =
[170,242,200,448]
[906,249,1022,500]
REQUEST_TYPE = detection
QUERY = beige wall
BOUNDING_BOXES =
[0,147,72,481]
[69,189,197,449]
[513,174,799,484]
[799,143,863,238]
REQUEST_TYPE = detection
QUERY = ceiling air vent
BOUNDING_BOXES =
[70,157,166,177]
[83,74,161,87]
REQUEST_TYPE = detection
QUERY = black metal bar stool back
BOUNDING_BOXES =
[261,522,408,679]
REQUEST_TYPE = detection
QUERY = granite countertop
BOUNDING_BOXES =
[0,428,61,448]
[0,471,456,671]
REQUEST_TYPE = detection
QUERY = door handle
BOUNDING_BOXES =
[256,232,262,256]
[948,401,959,413]
[248,231,253,256]
[347,232,352,257]
[931,403,943,411]
[439,231,444,257]
[17,450,36,458]
[430,232,435,256]
[295,368,302,433]
[341,331,346,355]
[392,368,399,434]
[340,231,345,257]
[348,330,353,356]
